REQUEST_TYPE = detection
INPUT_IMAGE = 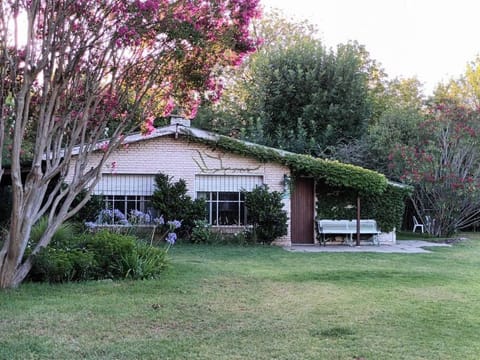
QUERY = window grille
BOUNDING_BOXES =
[195,175,263,226]
[94,174,155,196]
[94,175,156,224]
[195,175,263,192]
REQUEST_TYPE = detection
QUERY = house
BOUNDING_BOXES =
[65,118,404,246]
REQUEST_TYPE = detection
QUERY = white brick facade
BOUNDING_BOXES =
[66,134,292,244]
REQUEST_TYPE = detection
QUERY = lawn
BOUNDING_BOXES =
[2,236,480,359]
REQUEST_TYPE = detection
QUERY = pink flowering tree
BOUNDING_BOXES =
[390,103,480,236]
[0,0,260,288]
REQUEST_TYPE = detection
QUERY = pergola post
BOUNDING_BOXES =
[356,195,361,246]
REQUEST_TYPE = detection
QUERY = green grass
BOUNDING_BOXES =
[2,236,480,359]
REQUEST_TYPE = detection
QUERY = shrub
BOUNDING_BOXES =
[191,220,211,244]
[191,220,250,245]
[69,190,104,223]
[82,230,137,279]
[191,220,223,244]
[116,243,168,280]
[151,173,206,239]
[29,230,171,282]
[244,185,288,244]
[29,248,97,283]
[29,217,77,248]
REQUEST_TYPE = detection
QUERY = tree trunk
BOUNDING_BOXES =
[0,237,33,289]
[0,253,32,289]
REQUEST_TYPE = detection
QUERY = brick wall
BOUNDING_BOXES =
[66,135,292,244]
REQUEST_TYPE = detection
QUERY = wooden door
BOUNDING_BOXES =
[291,178,315,244]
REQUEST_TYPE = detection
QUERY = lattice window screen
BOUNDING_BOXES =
[195,175,263,192]
[94,175,155,196]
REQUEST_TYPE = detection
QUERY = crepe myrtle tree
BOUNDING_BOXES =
[0,0,260,288]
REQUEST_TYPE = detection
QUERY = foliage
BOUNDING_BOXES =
[190,220,249,245]
[384,77,425,111]
[84,207,182,248]
[69,191,104,224]
[316,183,410,233]
[0,0,260,288]
[361,185,411,232]
[432,56,480,108]
[197,11,380,157]
[367,106,425,176]
[190,220,222,244]
[244,185,287,244]
[182,134,388,195]
[151,173,206,238]
[29,229,170,283]
[195,9,320,136]
[82,230,138,279]
[116,242,167,280]
[247,40,373,154]
[390,103,480,236]
[28,217,77,250]
[29,248,97,283]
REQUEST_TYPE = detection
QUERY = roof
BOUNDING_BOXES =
[73,123,391,195]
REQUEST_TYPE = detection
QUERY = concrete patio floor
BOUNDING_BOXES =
[284,240,452,254]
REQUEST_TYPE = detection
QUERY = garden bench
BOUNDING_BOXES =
[316,219,380,246]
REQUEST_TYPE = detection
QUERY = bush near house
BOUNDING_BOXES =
[244,185,288,244]
[190,220,250,245]
[151,173,206,239]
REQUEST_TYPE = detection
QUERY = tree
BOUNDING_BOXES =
[247,39,374,155]
[390,103,480,236]
[384,77,425,112]
[195,9,319,137]
[0,0,260,288]
[367,106,425,176]
[432,56,480,108]
[328,76,425,170]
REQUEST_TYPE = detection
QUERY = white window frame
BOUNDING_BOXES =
[195,175,263,226]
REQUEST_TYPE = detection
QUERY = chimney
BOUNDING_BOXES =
[170,115,191,127]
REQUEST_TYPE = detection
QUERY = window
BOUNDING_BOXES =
[93,174,156,223]
[197,191,246,225]
[195,175,263,226]
[103,195,155,223]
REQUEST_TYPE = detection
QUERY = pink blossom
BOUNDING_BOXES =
[141,115,155,135]
[162,98,175,117]
[99,141,109,152]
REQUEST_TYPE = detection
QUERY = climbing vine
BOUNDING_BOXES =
[316,183,411,232]
[184,134,388,195]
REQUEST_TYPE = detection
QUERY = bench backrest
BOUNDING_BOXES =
[317,219,379,234]
[317,220,351,233]
[351,220,379,234]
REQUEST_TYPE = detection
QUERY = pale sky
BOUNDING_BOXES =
[260,0,480,95]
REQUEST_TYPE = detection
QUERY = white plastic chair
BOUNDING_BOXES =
[412,216,424,233]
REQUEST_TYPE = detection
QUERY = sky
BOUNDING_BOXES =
[260,0,480,95]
